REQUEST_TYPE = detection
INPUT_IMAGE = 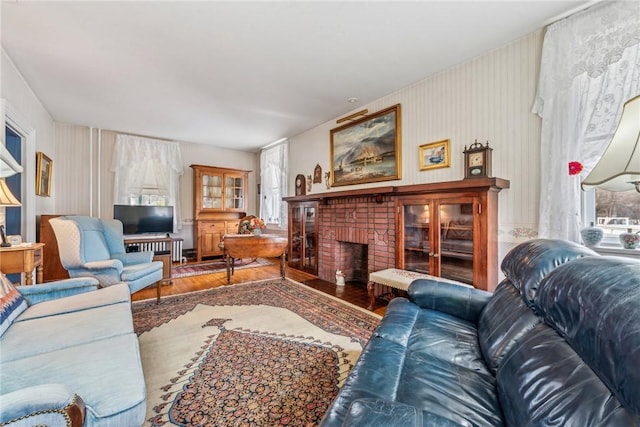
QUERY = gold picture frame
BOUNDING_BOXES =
[36,151,52,197]
[419,139,450,171]
[330,104,401,187]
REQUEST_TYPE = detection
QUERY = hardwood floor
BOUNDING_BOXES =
[132,258,388,316]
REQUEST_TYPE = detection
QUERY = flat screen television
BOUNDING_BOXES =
[113,205,174,235]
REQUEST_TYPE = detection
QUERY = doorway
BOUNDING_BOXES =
[4,126,23,283]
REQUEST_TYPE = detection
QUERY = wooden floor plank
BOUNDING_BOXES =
[132,258,387,316]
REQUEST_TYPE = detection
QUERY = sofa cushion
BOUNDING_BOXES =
[500,239,596,307]
[0,333,146,427]
[497,324,635,426]
[534,256,640,420]
[1,300,133,362]
[0,273,27,338]
[478,280,542,374]
[121,261,163,282]
[322,297,503,427]
[397,309,502,427]
[15,283,130,322]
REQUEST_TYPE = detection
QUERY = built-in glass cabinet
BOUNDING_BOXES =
[402,198,476,285]
[288,201,318,274]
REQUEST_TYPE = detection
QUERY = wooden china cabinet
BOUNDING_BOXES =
[191,165,250,261]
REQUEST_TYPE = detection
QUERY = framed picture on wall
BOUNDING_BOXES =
[330,104,401,187]
[36,151,52,197]
[419,139,450,171]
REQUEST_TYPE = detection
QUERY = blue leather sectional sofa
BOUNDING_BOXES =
[320,239,640,426]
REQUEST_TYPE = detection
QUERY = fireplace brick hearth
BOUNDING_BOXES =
[317,196,395,283]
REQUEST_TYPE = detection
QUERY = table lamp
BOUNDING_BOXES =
[0,178,21,247]
[582,95,640,193]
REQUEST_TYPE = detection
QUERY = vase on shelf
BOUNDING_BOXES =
[619,228,640,249]
[580,222,604,247]
[253,228,261,235]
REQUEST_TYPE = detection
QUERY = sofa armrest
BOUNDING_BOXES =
[16,277,100,305]
[83,259,123,272]
[408,278,492,323]
[112,251,154,265]
[0,384,85,427]
[342,399,466,427]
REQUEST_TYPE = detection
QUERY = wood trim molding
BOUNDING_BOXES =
[283,178,510,203]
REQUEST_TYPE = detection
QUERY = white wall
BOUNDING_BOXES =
[2,49,55,242]
[52,123,257,249]
[289,31,543,253]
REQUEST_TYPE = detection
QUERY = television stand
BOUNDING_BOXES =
[123,236,173,285]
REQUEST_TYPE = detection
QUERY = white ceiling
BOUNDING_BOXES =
[2,1,591,152]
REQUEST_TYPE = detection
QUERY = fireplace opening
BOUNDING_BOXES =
[338,242,368,285]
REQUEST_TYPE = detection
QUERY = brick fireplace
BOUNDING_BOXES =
[317,195,396,284]
[284,178,509,291]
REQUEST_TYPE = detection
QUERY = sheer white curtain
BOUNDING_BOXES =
[260,141,288,227]
[533,1,640,241]
[111,134,185,231]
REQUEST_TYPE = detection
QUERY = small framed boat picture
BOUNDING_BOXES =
[419,139,450,171]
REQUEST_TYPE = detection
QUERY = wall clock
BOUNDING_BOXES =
[463,140,492,179]
[295,174,306,196]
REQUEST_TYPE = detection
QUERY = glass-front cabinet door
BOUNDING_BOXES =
[201,172,223,210]
[288,202,318,274]
[402,203,432,275]
[224,173,246,211]
[399,196,477,286]
[302,206,317,272]
[438,200,475,285]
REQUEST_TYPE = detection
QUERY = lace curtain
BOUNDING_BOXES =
[533,1,640,241]
[111,134,185,231]
[260,141,288,227]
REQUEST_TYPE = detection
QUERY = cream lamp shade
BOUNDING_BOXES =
[0,143,23,178]
[0,179,21,206]
[581,94,640,193]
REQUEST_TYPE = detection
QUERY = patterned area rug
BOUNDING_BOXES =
[133,278,380,426]
[171,258,273,278]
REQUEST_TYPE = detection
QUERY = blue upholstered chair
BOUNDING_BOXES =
[49,215,163,302]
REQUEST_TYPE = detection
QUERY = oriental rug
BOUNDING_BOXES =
[171,258,273,279]
[132,278,380,426]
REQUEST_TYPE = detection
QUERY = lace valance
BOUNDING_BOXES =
[111,134,184,174]
[534,1,640,114]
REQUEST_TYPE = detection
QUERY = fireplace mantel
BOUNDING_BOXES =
[283,177,509,204]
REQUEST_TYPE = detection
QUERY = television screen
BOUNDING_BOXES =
[113,205,174,235]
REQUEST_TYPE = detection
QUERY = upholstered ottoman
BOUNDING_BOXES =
[367,269,434,310]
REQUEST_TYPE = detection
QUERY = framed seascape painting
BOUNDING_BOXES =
[36,151,52,197]
[419,139,450,171]
[330,104,401,187]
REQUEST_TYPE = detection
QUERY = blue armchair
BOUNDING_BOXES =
[50,215,163,302]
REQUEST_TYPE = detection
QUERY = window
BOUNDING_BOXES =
[260,140,288,227]
[111,135,184,231]
[593,189,640,246]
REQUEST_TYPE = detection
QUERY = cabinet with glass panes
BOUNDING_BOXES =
[191,165,250,261]
[397,188,499,291]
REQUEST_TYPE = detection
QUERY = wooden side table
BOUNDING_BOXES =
[0,243,45,285]
[222,234,288,285]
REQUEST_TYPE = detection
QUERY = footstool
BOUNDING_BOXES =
[366,269,435,310]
